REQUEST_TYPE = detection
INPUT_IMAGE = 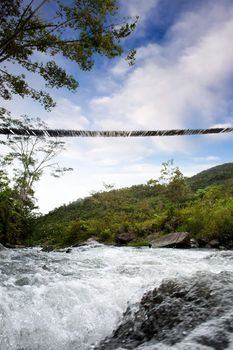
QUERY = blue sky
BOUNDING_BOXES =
[2,0,233,213]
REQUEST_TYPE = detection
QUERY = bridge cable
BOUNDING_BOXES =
[0,127,232,138]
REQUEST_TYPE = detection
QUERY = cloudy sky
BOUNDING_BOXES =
[3,0,233,213]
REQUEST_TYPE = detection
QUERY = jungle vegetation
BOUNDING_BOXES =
[0,114,72,245]
[29,161,233,248]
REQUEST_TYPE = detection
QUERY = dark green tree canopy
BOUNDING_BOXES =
[0,0,138,110]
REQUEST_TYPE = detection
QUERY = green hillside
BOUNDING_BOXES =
[187,162,233,190]
[31,162,233,248]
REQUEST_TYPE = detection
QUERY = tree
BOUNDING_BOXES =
[0,167,36,244]
[103,182,115,191]
[159,159,177,185]
[159,160,191,206]
[0,108,72,211]
[0,0,138,110]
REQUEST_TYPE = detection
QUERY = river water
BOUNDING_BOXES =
[0,243,232,350]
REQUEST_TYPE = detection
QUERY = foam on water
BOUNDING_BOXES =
[0,245,232,350]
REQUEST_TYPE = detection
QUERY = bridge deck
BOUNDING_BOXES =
[0,127,232,137]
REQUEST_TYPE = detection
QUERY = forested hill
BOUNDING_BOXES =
[41,162,233,222]
[31,162,233,248]
[187,162,233,190]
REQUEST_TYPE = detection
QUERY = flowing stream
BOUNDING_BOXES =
[0,243,233,350]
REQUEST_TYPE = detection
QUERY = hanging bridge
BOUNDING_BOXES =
[0,126,233,137]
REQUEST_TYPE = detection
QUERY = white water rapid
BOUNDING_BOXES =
[0,244,233,350]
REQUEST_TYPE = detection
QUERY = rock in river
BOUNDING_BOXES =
[151,232,191,248]
[0,243,7,251]
[115,232,135,245]
[41,245,54,252]
[95,271,233,350]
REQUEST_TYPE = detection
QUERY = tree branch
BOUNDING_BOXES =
[0,0,49,53]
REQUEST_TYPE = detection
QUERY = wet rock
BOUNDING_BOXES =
[115,232,135,245]
[73,243,81,248]
[190,238,199,248]
[197,239,208,248]
[186,315,233,350]
[209,240,220,249]
[151,232,191,248]
[66,248,72,253]
[73,239,101,248]
[41,245,54,252]
[95,272,233,350]
[4,243,27,249]
[223,240,233,250]
[195,330,229,349]
[0,243,7,251]
[15,277,30,286]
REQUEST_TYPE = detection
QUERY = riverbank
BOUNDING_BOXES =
[2,232,233,253]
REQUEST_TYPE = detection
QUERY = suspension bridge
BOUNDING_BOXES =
[0,127,233,137]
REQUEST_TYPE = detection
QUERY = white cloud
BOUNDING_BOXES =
[211,123,233,128]
[120,0,161,24]
[2,96,89,130]
[45,98,89,129]
[181,162,220,178]
[91,1,233,154]
[62,137,154,166]
[193,156,221,162]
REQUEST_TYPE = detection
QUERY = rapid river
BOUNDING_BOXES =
[0,243,233,350]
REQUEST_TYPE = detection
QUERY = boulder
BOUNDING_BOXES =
[190,238,199,248]
[15,277,30,286]
[0,243,7,251]
[94,272,232,350]
[197,239,208,248]
[209,239,220,248]
[73,239,101,248]
[226,241,233,249]
[41,245,54,252]
[115,232,135,245]
[5,243,26,249]
[151,232,191,248]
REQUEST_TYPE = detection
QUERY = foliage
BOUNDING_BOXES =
[0,172,33,244]
[61,220,91,246]
[0,0,138,110]
[0,112,72,245]
[2,161,233,248]
[32,162,193,247]
[187,162,233,190]
[32,162,233,248]
[0,110,72,209]
[178,186,233,242]
[159,160,192,206]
